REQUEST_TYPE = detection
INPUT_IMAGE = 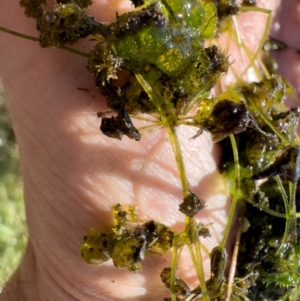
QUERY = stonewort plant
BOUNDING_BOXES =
[0,0,300,300]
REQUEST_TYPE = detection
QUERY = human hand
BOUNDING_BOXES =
[0,1,288,301]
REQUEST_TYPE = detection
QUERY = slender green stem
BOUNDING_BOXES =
[257,57,271,80]
[186,217,209,301]
[135,73,189,197]
[276,176,289,214]
[141,125,164,136]
[220,134,240,249]
[0,25,39,42]
[170,233,181,301]
[200,242,210,258]
[237,7,272,79]
[275,179,298,253]
[135,72,208,299]
[0,25,89,57]
[275,176,290,254]
[166,126,189,198]
[230,17,262,82]
[246,198,291,219]
[130,114,160,122]
[138,124,162,131]
[187,246,209,301]
[240,42,262,81]
[224,218,243,301]
[59,45,89,57]
[289,181,297,245]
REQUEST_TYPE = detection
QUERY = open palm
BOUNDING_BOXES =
[0,1,292,301]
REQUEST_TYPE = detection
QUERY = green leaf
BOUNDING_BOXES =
[200,2,217,39]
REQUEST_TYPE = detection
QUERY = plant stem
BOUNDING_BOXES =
[220,134,240,249]
[135,72,209,300]
[0,25,89,57]
[135,73,189,197]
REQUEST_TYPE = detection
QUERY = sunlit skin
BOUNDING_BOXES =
[0,0,296,301]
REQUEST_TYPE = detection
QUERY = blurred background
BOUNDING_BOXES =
[0,82,27,291]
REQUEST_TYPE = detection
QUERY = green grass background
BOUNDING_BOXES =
[0,84,27,291]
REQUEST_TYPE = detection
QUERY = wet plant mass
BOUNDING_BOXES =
[2,0,300,300]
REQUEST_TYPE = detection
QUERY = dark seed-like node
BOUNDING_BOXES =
[179,192,206,217]
[144,220,157,234]
[130,0,145,7]
[205,45,229,74]
[160,267,172,289]
[197,223,211,238]
[211,100,250,140]
[100,107,141,141]
[101,116,124,140]
[213,0,239,26]
[160,267,190,296]
[241,0,256,6]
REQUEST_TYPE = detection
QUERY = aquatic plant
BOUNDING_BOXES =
[0,0,299,300]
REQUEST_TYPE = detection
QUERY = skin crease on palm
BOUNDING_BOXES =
[0,0,296,300]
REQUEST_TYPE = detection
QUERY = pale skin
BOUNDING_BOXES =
[0,0,296,300]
